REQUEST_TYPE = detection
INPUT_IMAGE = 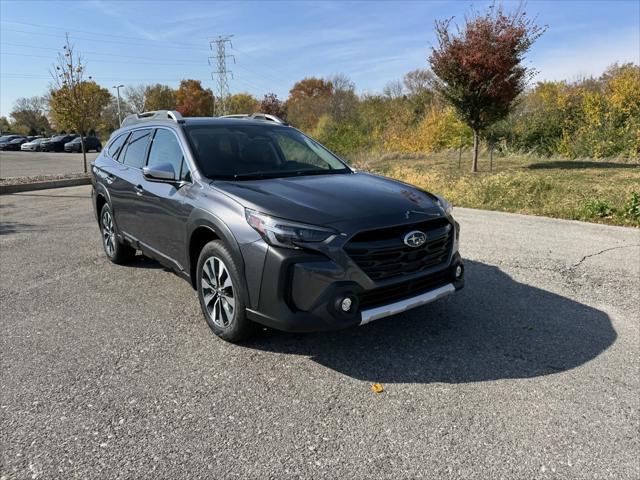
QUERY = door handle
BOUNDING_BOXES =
[134,184,144,196]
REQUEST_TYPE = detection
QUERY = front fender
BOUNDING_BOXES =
[185,207,260,306]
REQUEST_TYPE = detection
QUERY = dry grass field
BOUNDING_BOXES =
[353,151,640,227]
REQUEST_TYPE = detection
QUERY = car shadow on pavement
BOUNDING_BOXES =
[242,261,616,383]
[126,254,170,270]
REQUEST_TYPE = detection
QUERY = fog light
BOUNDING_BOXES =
[455,265,463,279]
[341,297,353,312]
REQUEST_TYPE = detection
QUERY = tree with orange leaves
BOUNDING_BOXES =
[175,79,214,117]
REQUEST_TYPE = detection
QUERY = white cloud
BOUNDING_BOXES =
[532,27,639,82]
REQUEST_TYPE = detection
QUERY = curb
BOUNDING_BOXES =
[0,176,91,194]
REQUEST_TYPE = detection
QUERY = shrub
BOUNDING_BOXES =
[581,198,614,218]
[623,192,640,221]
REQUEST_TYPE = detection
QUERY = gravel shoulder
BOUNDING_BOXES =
[1,186,638,479]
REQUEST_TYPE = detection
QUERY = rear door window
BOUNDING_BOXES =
[121,129,152,168]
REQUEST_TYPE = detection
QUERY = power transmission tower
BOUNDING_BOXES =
[209,35,235,116]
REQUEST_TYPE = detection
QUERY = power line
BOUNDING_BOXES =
[1,20,206,49]
[0,73,210,82]
[209,35,235,116]
[231,46,291,84]
[0,42,205,64]
[2,42,274,92]
[2,28,210,51]
[0,52,211,68]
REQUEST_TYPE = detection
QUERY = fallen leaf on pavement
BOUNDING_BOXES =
[371,383,384,394]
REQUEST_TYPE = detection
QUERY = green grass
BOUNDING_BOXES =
[349,150,640,227]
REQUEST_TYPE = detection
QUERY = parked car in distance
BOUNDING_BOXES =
[41,134,78,152]
[0,136,28,151]
[21,137,48,151]
[0,135,24,147]
[92,110,464,343]
[65,136,102,153]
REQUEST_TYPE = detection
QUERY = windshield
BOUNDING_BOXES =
[52,135,66,141]
[185,124,349,179]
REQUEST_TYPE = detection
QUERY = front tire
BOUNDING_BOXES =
[100,204,135,264]
[196,241,255,342]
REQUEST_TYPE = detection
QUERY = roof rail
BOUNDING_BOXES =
[219,112,287,125]
[249,112,286,124]
[121,110,183,127]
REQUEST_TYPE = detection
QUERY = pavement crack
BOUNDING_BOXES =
[570,244,640,269]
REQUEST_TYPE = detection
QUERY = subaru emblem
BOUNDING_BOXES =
[403,230,427,248]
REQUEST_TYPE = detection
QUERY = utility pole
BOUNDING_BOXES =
[113,84,124,124]
[208,35,235,116]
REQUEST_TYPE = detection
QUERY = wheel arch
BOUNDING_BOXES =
[186,210,247,294]
[94,182,112,222]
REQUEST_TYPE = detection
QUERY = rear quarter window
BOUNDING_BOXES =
[107,133,129,161]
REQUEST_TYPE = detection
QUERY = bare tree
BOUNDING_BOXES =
[49,34,111,172]
[124,84,146,113]
[383,80,404,99]
[328,73,358,122]
[403,69,434,97]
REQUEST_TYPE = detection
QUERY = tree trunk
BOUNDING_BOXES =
[490,143,494,172]
[471,129,479,173]
[81,134,87,173]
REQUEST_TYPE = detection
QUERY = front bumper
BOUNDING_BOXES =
[245,241,464,333]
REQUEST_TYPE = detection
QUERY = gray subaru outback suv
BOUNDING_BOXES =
[91,110,464,342]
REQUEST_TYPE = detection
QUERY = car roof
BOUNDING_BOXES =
[116,116,290,133]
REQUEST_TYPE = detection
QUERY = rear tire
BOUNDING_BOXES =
[196,240,256,342]
[100,204,135,264]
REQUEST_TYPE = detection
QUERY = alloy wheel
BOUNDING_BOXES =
[201,256,235,328]
[101,210,116,257]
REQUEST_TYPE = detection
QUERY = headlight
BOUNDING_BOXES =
[245,209,336,249]
[436,195,453,215]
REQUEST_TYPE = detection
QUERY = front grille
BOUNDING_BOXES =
[344,217,453,281]
[358,269,451,310]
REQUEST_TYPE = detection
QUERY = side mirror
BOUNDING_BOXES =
[143,163,176,182]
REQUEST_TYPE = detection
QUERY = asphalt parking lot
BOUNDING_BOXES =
[0,151,98,178]
[1,186,639,479]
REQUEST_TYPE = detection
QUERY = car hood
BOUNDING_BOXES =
[211,172,445,230]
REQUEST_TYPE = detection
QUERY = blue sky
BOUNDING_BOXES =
[1,0,639,117]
